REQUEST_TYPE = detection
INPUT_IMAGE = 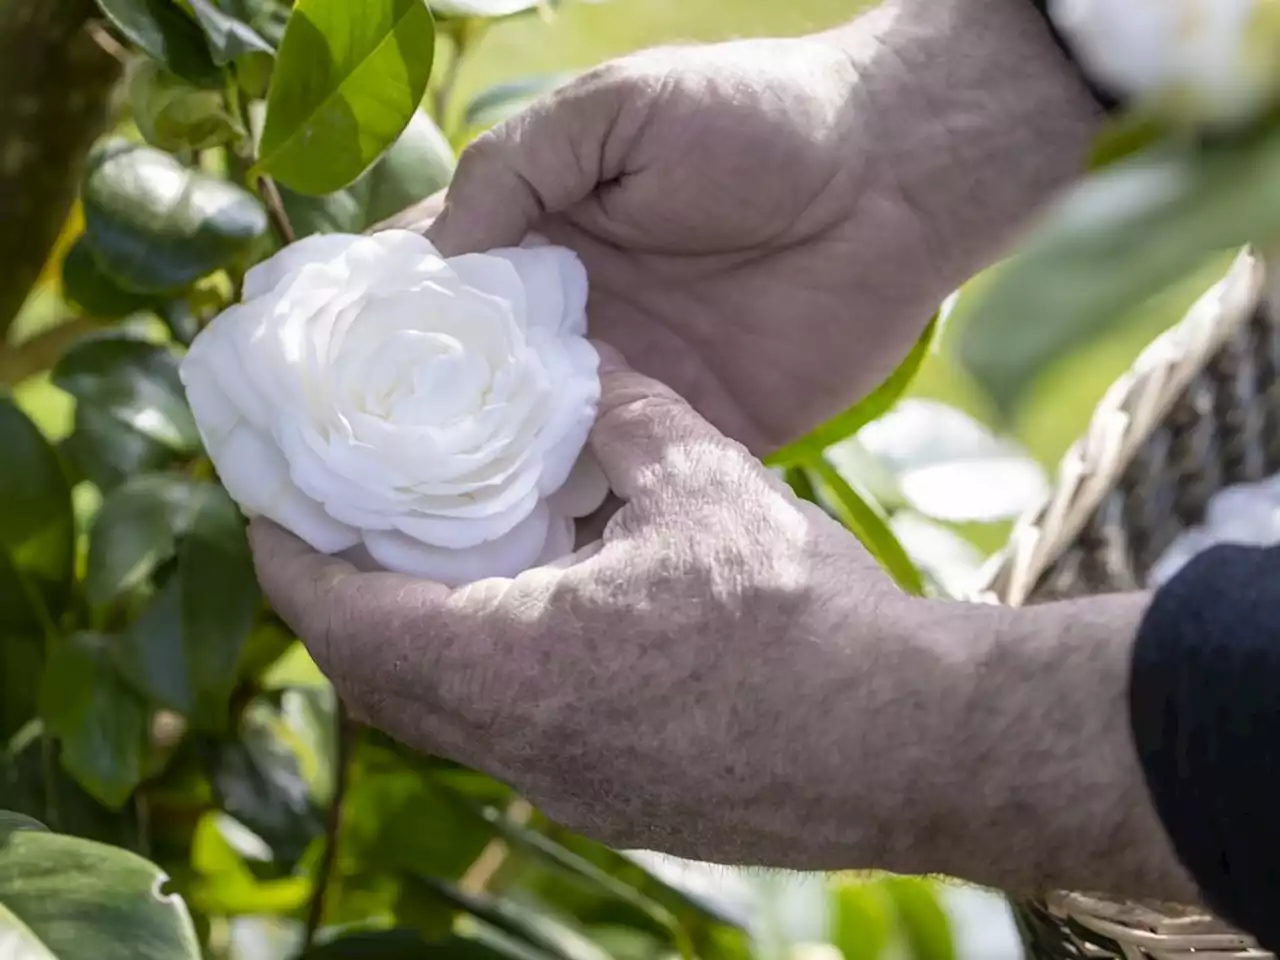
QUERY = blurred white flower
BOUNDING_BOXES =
[1150,473,1280,586]
[180,230,608,586]
[830,400,1048,524]
[1050,0,1280,126]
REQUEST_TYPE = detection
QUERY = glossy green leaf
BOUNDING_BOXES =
[808,460,924,595]
[118,484,259,730]
[0,808,202,959]
[829,880,892,960]
[881,877,955,960]
[60,405,176,494]
[0,398,74,621]
[93,0,220,87]
[958,127,1280,416]
[258,0,437,196]
[463,74,571,131]
[129,60,244,152]
[61,236,158,320]
[187,0,275,64]
[0,630,43,742]
[84,474,205,606]
[39,633,149,808]
[82,139,268,294]
[767,313,939,468]
[363,109,456,223]
[200,701,322,867]
[281,109,455,236]
[53,334,199,453]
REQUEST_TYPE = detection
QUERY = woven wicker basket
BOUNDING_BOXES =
[970,246,1278,960]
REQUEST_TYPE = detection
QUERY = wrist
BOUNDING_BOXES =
[918,593,1196,899]
[815,0,1104,289]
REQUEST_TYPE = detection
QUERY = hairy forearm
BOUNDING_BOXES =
[881,594,1197,901]
[822,0,1103,286]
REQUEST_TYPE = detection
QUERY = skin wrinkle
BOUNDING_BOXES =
[250,0,1200,905]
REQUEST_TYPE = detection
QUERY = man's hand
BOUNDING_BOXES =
[251,349,936,868]
[411,0,1102,453]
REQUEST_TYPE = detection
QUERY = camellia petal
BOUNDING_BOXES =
[547,453,610,519]
[536,513,577,566]
[243,233,363,300]
[363,501,553,585]
[212,422,359,553]
[183,228,602,588]
[494,246,588,337]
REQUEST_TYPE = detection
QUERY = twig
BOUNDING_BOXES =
[302,701,355,950]
[459,799,533,895]
[0,315,100,387]
[257,174,296,246]
[84,19,129,64]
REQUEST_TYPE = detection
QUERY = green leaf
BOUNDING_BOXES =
[61,236,159,320]
[808,460,924,595]
[200,701,322,868]
[118,484,259,730]
[363,109,456,223]
[53,334,199,453]
[829,880,892,960]
[258,0,437,196]
[0,806,202,959]
[881,877,955,960]
[129,60,245,152]
[463,74,572,131]
[303,931,545,959]
[279,109,455,236]
[767,313,939,468]
[60,405,176,494]
[0,398,74,621]
[957,127,1280,416]
[39,632,149,808]
[84,474,206,606]
[187,812,311,915]
[82,139,268,294]
[93,0,221,87]
[187,0,275,64]
[481,811,693,956]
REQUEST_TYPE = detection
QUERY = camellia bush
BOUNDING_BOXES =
[0,1,1007,959]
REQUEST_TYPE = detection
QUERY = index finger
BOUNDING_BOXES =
[248,519,451,687]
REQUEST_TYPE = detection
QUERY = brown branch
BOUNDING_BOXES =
[0,315,100,386]
[302,701,356,950]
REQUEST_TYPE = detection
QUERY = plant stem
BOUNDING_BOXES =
[257,174,296,246]
[459,799,532,895]
[302,701,355,950]
[0,315,100,386]
[431,20,487,130]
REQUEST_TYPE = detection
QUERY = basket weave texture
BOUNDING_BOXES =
[970,248,1278,960]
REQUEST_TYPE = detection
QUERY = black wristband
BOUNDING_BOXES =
[1129,543,1280,952]
[1027,0,1122,112]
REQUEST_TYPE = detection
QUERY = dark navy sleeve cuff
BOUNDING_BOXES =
[1129,543,1280,952]
[1026,0,1122,112]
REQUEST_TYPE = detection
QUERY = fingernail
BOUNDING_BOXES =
[590,339,630,374]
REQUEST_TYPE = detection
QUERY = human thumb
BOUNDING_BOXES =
[588,342,730,502]
[427,72,625,256]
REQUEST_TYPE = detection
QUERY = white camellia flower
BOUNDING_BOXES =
[1050,0,1280,126]
[179,229,610,586]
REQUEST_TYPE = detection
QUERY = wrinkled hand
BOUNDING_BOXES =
[250,349,961,868]
[415,33,948,454]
